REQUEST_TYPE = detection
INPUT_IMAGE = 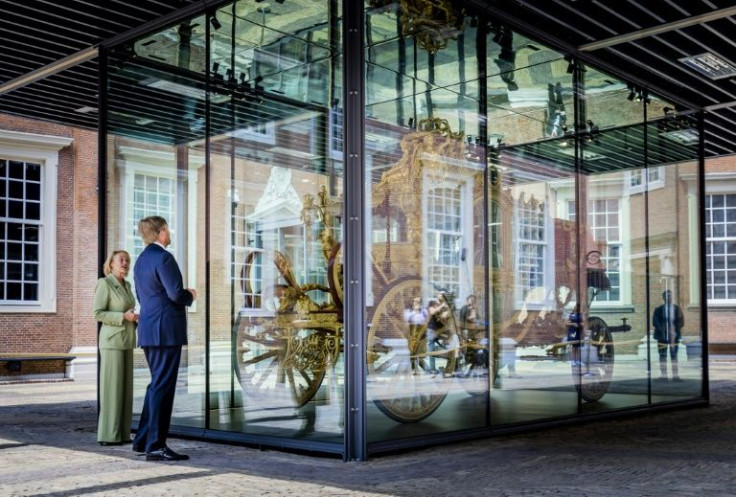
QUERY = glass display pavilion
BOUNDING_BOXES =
[98,0,706,460]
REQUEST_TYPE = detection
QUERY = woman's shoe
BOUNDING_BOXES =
[99,441,123,446]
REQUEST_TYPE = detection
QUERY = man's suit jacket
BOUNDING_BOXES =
[134,243,193,347]
[652,303,684,343]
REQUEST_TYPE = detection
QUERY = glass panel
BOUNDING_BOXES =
[107,13,207,431]
[208,0,343,444]
[648,110,702,400]
[486,29,572,146]
[365,1,487,442]
[489,138,579,424]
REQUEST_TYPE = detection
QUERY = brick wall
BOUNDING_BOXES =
[0,114,98,355]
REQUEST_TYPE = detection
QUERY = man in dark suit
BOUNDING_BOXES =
[132,216,197,461]
[652,290,684,382]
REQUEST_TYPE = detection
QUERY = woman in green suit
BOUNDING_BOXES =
[93,250,138,446]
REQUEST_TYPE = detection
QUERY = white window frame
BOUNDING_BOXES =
[628,166,665,194]
[513,192,553,308]
[0,130,71,313]
[117,147,201,310]
[551,176,632,309]
[230,122,276,145]
[587,198,624,305]
[422,173,473,303]
[704,188,736,304]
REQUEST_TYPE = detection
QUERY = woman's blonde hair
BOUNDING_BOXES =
[103,250,130,276]
[138,216,168,245]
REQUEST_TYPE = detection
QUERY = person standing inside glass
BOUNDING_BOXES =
[93,250,137,446]
[133,216,197,461]
[567,303,583,366]
[427,291,451,374]
[652,290,684,382]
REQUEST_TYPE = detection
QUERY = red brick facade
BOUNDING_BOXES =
[0,115,98,355]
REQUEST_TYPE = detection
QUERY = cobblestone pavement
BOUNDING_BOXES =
[1,361,735,497]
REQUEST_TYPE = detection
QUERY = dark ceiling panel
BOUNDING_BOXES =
[0,0,734,159]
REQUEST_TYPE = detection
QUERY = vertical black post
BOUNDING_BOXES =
[97,45,109,417]
[204,9,212,430]
[229,1,237,409]
[643,90,652,404]
[475,14,490,427]
[572,57,584,414]
[698,110,709,403]
[396,15,406,126]
[343,0,366,462]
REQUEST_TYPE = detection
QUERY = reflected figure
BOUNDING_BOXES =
[427,291,451,374]
[493,26,518,91]
[653,290,684,382]
[460,294,490,373]
[404,296,428,326]
[547,82,566,137]
[459,294,477,332]
[566,303,583,365]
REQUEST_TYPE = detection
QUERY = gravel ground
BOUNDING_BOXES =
[0,361,734,497]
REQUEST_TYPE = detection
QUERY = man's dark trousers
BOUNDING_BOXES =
[135,346,182,452]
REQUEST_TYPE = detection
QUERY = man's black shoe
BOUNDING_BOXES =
[145,446,189,461]
[132,444,144,453]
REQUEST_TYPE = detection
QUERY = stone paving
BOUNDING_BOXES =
[0,360,735,496]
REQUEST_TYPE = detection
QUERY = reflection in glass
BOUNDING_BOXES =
[207,0,344,443]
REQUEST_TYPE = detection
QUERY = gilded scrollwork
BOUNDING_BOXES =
[282,332,342,373]
[398,0,465,54]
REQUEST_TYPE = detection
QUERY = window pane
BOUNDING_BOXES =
[25,226,38,242]
[26,163,41,182]
[24,264,38,282]
[8,161,24,180]
[7,223,22,241]
[24,244,38,261]
[26,183,40,201]
[8,181,22,199]
[26,203,40,221]
[8,201,23,218]
[23,283,37,301]
[6,282,21,300]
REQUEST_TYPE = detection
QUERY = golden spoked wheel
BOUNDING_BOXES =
[367,278,458,423]
[573,316,615,402]
[234,318,336,408]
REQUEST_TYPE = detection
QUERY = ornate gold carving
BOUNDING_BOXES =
[398,0,465,54]
[418,117,464,141]
[282,332,341,373]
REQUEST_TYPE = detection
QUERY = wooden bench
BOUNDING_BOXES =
[0,354,77,380]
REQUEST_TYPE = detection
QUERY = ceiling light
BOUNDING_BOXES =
[680,52,736,80]
[660,128,698,145]
[74,106,97,114]
[210,14,222,31]
[142,78,230,103]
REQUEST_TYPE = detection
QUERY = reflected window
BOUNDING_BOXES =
[629,167,665,193]
[372,215,399,243]
[128,173,176,259]
[589,199,621,302]
[568,198,623,304]
[515,194,545,300]
[426,186,462,298]
[705,193,736,301]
